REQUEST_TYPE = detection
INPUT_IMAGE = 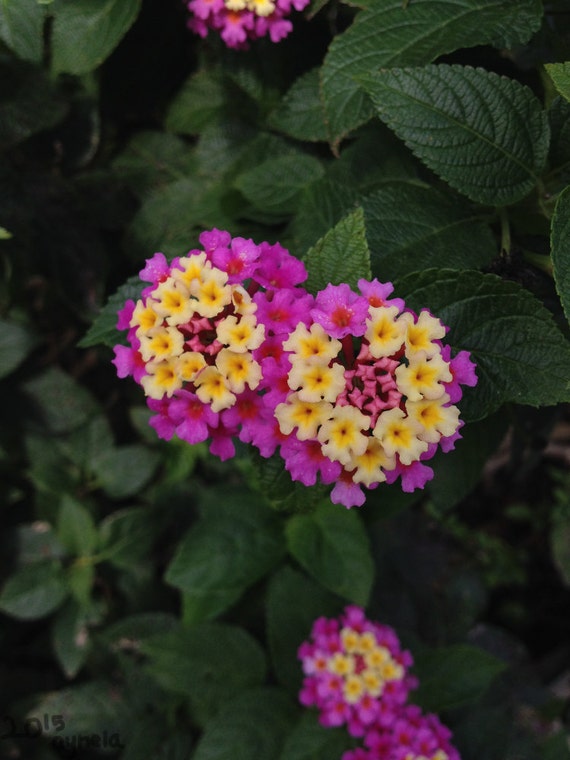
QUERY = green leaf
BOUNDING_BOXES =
[0,318,37,378]
[193,688,297,760]
[551,185,570,326]
[23,367,99,433]
[79,275,142,348]
[28,680,132,740]
[14,522,66,564]
[280,713,353,760]
[546,62,570,103]
[267,566,342,694]
[0,560,67,620]
[165,69,226,136]
[269,68,328,142]
[395,269,570,420]
[66,562,95,607]
[360,64,549,206]
[0,0,45,61]
[141,624,266,726]
[111,131,197,200]
[165,492,286,623]
[304,207,371,293]
[413,644,506,711]
[364,182,496,279]
[285,501,374,605]
[428,412,508,511]
[99,612,177,647]
[321,0,543,146]
[91,445,160,500]
[51,0,142,75]
[0,58,67,150]
[98,507,157,569]
[57,496,98,557]
[235,154,325,217]
[52,600,91,678]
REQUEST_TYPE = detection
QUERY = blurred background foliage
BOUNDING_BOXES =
[0,1,570,758]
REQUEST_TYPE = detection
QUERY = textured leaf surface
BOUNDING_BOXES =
[0,561,67,620]
[363,182,496,279]
[165,493,285,622]
[304,207,371,293]
[321,0,543,146]
[57,496,98,557]
[0,318,37,378]
[165,69,226,135]
[286,502,374,605]
[280,713,353,760]
[235,154,324,216]
[414,644,506,711]
[23,368,99,433]
[266,566,342,693]
[269,68,328,142]
[551,185,570,326]
[193,688,296,760]
[361,65,549,205]
[546,62,570,103]
[0,0,45,61]
[51,0,142,75]
[79,276,142,348]
[142,625,266,726]
[395,269,570,420]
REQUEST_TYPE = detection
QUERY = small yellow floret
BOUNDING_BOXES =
[130,300,162,337]
[405,395,460,443]
[194,366,236,412]
[231,285,257,316]
[175,351,207,383]
[172,252,209,286]
[343,674,365,705]
[380,660,404,681]
[216,315,265,353]
[327,652,355,677]
[139,326,185,363]
[246,0,275,15]
[340,627,360,654]
[365,305,406,358]
[151,279,193,324]
[216,349,262,393]
[283,323,341,363]
[357,632,377,654]
[288,360,346,403]
[140,359,182,399]
[274,393,333,440]
[349,437,396,487]
[364,645,390,668]
[373,408,428,465]
[361,668,384,697]
[395,351,452,401]
[402,311,446,357]
[225,0,247,8]
[318,407,370,466]
[192,269,231,317]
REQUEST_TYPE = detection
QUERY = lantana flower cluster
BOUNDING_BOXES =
[113,229,477,508]
[187,0,309,49]
[299,607,461,760]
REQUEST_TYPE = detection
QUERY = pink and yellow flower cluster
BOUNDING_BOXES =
[299,607,461,760]
[113,229,477,507]
[187,0,309,48]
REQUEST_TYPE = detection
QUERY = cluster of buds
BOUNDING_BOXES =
[187,0,309,48]
[113,229,477,508]
[299,607,461,760]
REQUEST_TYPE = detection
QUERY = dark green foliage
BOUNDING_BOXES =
[0,1,569,759]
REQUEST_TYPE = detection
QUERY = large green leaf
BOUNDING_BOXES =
[551,184,570,326]
[91,445,161,500]
[234,154,325,216]
[165,69,226,136]
[304,207,371,293]
[79,275,142,348]
[266,566,342,693]
[363,182,496,279]
[57,496,98,557]
[0,0,45,61]
[23,367,100,433]
[193,688,297,760]
[321,0,543,147]
[0,318,37,378]
[0,560,68,620]
[360,65,549,206]
[269,68,328,142]
[165,492,286,622]
[141,624,266,726]
[546,62,570,104]
[280,713,353,760]
[51,0,142,75]
[285,502,374,605]
[413,644,506,711]
[395,269,570,420]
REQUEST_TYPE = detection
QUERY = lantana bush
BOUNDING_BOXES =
[0,1,569,760]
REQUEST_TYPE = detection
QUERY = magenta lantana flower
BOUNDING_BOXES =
[186,0,309,49]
